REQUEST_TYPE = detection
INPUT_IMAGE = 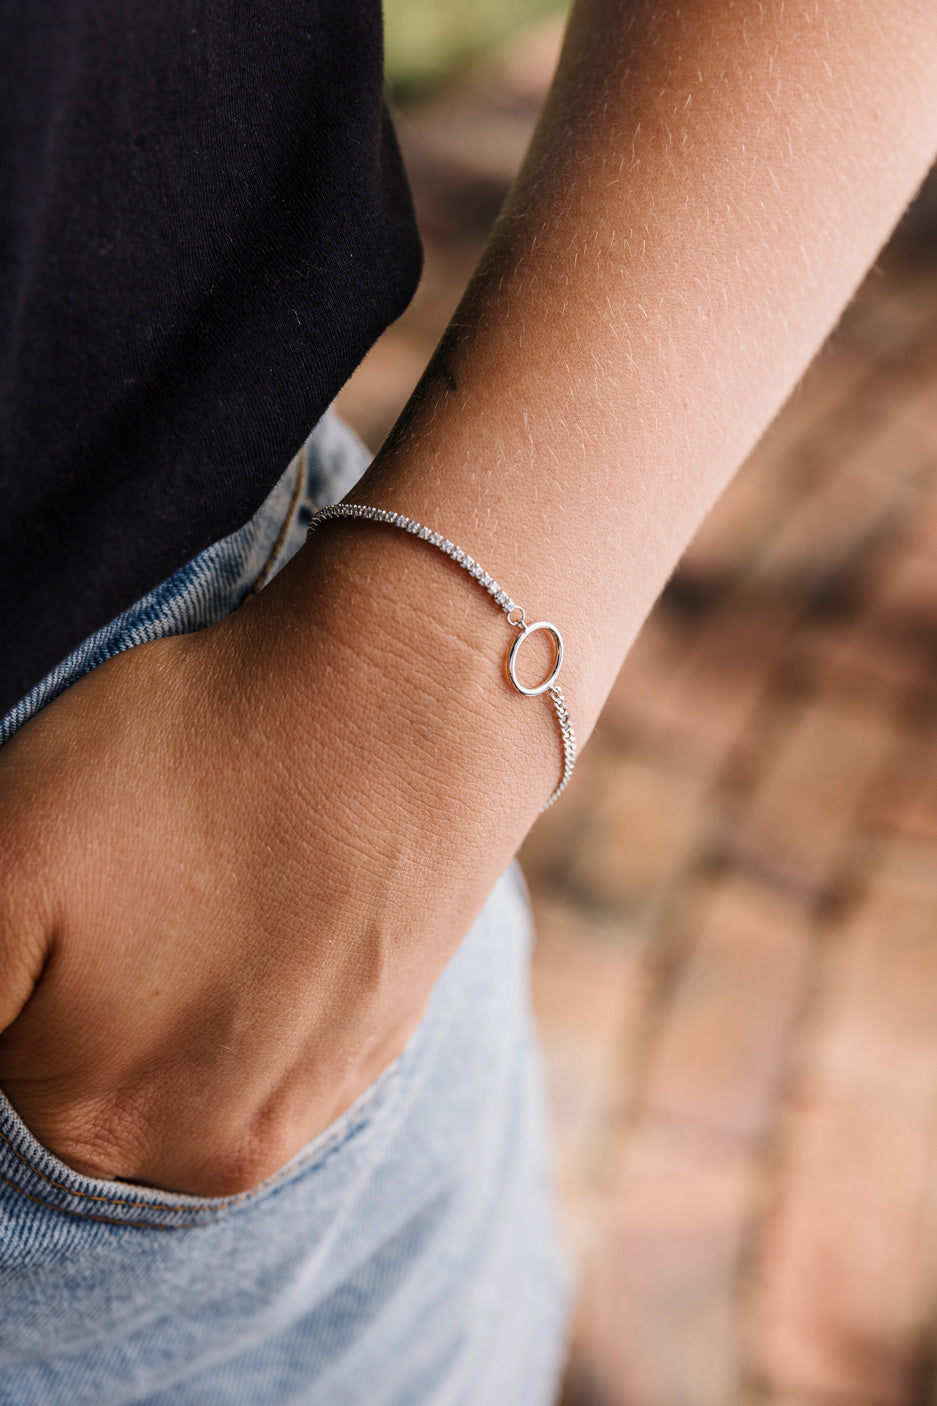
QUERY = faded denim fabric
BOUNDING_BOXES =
[0,413,573,1404]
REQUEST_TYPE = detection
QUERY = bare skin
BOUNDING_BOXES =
[1,0,936,1196]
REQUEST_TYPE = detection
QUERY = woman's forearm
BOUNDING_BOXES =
[273,0,937,913]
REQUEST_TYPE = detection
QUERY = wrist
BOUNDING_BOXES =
[224,514,563,931]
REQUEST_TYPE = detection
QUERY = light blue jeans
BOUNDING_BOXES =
[0,414,572,1404]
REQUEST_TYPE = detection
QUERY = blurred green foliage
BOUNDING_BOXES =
[383,0,569,100]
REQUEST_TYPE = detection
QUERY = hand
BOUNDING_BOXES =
[0,559,455,1198]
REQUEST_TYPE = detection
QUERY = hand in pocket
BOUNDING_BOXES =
[0,594,441,1198]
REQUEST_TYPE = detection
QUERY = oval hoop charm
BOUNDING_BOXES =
[507,621,564,697]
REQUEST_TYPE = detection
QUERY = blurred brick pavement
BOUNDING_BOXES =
[336,24,937,1406]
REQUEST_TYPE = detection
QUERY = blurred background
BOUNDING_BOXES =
[337,5,937,1402]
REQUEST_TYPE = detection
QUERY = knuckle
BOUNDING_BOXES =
[198,1112,300,1197]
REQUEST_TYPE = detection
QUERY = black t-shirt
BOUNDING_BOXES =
[0,0,422,715]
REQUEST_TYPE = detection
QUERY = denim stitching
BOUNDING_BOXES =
[0,1169,194,1231]
[0,1063,399,1223]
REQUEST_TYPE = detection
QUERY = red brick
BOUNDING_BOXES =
[563,756,710,916]
[834,270,937,363]
[575,1118,755,1406]
[854,370,937,462]
[758,1390,900,1406]
[618,599,799,775]
[749,862,937,1402]
[791,620,925,713]
[726,696,896,894]
[872,548,937,635]
[806,859,937,1112]
[901,486,937,558]
[867,371,937,446]
[869,750,937,846]
[529,901,651,1245]
[640,877,810,1142]
[750,1098,934,1404]
[519,740,623,896]
[599,609,701,745]
[752,450,911,595]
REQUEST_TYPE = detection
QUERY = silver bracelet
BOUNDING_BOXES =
[307,503,576,811]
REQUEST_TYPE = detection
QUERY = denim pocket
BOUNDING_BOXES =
[0,981,448,1403]
[0,1038,413,1231]
[0,870,569,1406]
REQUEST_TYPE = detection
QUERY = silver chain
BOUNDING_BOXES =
[308,503,576,811]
